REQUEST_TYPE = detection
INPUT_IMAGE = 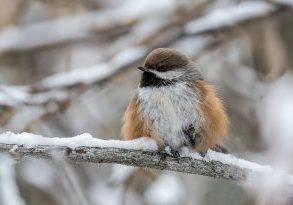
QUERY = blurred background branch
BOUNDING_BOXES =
[1,0,292,134]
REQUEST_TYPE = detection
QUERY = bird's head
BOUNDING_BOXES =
[138,48,199,80]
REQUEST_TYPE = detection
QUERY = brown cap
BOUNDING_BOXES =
[143,48,191,72]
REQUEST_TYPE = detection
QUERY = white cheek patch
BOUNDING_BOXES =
[151,70,184,80]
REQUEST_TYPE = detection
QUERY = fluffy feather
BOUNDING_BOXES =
[121,48,228,153]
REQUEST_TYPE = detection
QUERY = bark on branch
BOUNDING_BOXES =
[0,143,250,181]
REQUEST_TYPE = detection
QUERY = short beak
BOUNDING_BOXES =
[137,66,150,73]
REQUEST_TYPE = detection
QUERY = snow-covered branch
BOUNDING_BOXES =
[0,7,141,55]
[32,47,147,92]
[185,1,276,35]
[0,132,291,184]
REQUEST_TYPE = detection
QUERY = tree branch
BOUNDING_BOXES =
[0,132,291,184]
[0,143,247,181]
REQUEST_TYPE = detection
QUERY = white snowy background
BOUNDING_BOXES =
[0,0,293,204]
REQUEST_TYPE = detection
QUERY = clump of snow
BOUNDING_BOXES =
[144,173,186,205]
[179,147,271,173]
[0,132,158,151]
[179,146,203,160]
[185,1,274,34]
[179,148,292,185]
[205,150,271,172]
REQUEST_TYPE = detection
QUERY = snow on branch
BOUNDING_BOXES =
[184,1,290,35]
[0,85,68,107]
[32,47,147,91]
[0,132,291,185]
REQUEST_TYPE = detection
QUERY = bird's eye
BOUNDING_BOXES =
[158,65,168,72]
[145,64,152,69]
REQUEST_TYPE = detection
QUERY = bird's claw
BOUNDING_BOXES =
[199,151,207,157]
[164,146,180,158]
[170,149,180,158]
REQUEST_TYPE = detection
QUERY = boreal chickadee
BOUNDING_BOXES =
[121,48,228,156]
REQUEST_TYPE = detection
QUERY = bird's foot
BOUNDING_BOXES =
[199,151,207,157]
[165,146,180,158]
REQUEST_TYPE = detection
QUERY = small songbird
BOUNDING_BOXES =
[121,48,228,156]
